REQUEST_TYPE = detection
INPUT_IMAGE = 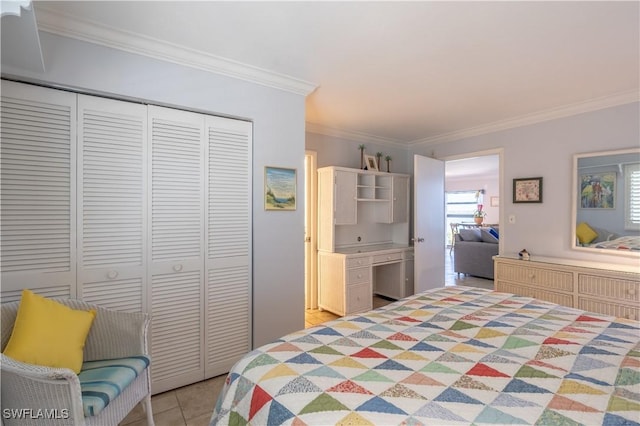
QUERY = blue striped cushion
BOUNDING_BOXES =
[79,356,149,417]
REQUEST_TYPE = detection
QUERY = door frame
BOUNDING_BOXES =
[304,150,318,309]
[442,148,504,256]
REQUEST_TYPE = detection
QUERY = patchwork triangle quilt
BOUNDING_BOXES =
[211,287,640,425]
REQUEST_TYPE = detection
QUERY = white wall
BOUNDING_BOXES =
[2,32,307,347]
[412,102,640,267]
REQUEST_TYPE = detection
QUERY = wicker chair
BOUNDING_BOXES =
[1,299,154,426]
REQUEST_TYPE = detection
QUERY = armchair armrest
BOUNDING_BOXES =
[1,354,85,424]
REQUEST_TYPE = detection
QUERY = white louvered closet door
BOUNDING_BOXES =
[148,106,205,394]
[76,95,147,312]
[205,116,252,377]
[0,81,77,302]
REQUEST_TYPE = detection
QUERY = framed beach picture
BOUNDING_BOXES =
[265,166,296,210]
[579,172,615,209]
[513,177,543,203]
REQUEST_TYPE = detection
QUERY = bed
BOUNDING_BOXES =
[211,286,640,425]
[576,223,640,252]
[592,236,640,252]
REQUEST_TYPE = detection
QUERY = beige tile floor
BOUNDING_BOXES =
[122,249,493,426]
[120,375,227,426]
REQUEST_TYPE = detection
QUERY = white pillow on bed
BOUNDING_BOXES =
[590,226,619,243]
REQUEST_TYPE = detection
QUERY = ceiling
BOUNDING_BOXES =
[446,155,499,181]
[9,2,640,147]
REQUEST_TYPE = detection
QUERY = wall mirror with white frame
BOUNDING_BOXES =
[571,147,640,257]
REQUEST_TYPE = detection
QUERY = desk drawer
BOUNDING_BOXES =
[372,252,402,264]
[347,267,370,285]
[346,257,371,268]
[346,283,372,314]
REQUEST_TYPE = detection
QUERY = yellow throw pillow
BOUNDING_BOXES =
[576,222,598,244]
[3,290,96,374]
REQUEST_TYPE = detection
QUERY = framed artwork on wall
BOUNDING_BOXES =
[265,166,296,210]
[513,177,543,203]
[579,172,615,209]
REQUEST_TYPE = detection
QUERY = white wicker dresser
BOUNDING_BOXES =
[494,255,640,321]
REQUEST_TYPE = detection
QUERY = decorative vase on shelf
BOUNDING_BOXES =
[385,155,392,173]
[474,217,483,225]
[358,144,366,170]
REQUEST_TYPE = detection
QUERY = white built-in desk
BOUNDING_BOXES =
[317,166,412,317]
[319,245,414,316]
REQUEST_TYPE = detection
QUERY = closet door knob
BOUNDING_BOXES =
[107,270,118,280]
[173,264,183,272]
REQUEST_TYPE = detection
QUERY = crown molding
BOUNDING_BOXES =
[309,89,639,149]
[34,5,317,96]
[409,89,640,147]
[32,5,638,143]
[305,122,406,148]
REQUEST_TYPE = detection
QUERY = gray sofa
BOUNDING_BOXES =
[453,227,499,279]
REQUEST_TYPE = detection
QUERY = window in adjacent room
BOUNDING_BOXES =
[445,190,482,246]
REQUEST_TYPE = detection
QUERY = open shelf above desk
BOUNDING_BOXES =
[317,166,410,251]
[356,173,391,201]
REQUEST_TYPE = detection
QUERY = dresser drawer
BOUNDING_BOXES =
[496,262,573,292]
[577,297,639,321]
[496,281,574,307]
[347,267,370,285]
[372,252,402,264]
[346,256,371,268]
[578,274,640,304]
[346,283,372,314]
